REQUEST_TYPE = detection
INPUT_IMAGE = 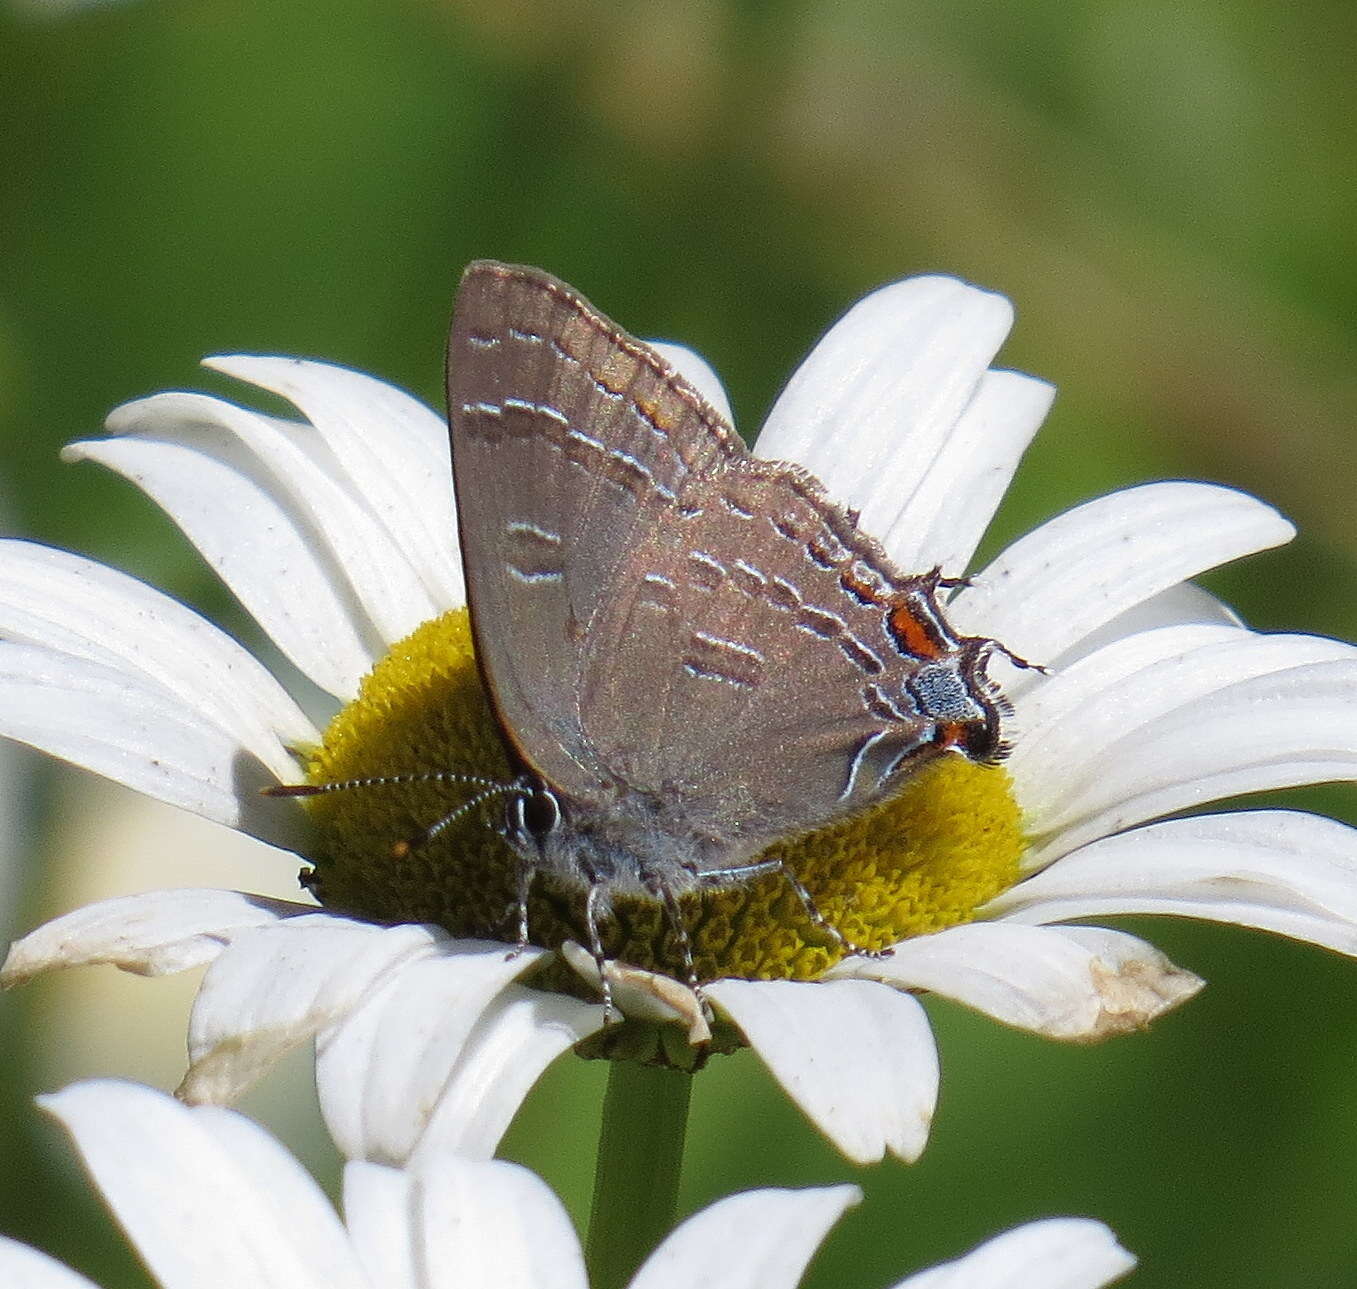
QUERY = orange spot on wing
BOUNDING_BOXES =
[636,393,678,432]
[934,722,964,749]
[598,351,637,394]
[888,603,944,660]
[840,569,885,604]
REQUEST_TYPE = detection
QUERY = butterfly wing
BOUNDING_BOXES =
[446,261,746,798]
[575,458,944,858]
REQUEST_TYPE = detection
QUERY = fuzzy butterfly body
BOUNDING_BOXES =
[445,262,1011,980]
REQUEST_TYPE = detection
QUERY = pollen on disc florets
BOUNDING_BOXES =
[302,609,1026,985]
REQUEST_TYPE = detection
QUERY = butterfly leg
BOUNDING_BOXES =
[647,873,711,1021]
[777,865,894,962]
[504,854,535,960]
[695,859,893,963]
[584,880,616,1022]
[694,858,784,886]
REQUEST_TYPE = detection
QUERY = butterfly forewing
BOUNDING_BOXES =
[447,261,746,801]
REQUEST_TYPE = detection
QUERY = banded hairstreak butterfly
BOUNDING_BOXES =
[441,261,1021,1005]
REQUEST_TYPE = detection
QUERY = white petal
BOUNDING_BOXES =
[0,540,316,776]
[1051,581,1243,669]
[1000,585,1247,709]
[1026,657,1357,862]
[0,643,304,843]
[754,275,1015,543]
[411,984,604,1162]
[343,1163,417,1289]
[105,391,440,647]
[1008,623,1243,754]
[881,369,1054,575]
[315,940,550,1162]
[181,919,448,1104]
[0,1237,101,1289]
[1011,630,1357,832]
[40,1080,365,1289]
[1,889,306,987]
[646,342,736,428]
[189,1103,367,1286]
[631,1185,860,1289]
[988,811,1357,955]
[559,942,708,1043]
[704,977,938,1163]
[1006,622,1243,804]
[204,356,463,612]
[411,1156,587,1289]
[893,1218,1134,1289]
[65,428,378,700]
[832,923,1202,1040]
[947,482,1294,668]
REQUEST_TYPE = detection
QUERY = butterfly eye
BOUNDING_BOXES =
[509,784,562,844]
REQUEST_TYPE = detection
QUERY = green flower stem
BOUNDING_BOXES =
[585,1060,693,1289]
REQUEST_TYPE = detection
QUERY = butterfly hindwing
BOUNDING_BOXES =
[575,457,940,856]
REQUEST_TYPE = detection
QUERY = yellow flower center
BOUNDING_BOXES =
[303,610,1025,984]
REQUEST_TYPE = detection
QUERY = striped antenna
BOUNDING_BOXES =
[262,770,512,798]
[389,782,526,859]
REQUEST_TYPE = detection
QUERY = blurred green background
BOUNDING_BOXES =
[2,0,1356,1285]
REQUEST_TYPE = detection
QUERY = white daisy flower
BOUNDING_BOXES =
[5,271,1357,1166]
[2,1078,1135,1289]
